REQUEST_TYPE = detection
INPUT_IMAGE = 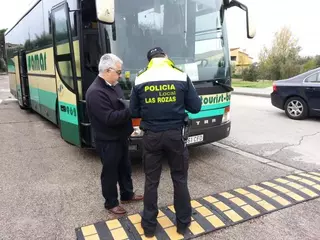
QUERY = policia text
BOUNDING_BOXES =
[144,84,177,104]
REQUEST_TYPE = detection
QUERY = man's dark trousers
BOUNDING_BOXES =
[95,139,134,209]
[141,129,191,233]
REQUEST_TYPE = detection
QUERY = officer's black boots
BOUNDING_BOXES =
[177,222,191,235]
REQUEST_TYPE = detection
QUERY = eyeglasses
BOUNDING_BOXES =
[108,68,122,75]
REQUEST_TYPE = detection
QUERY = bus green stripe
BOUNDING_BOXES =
[30,99,57,124]
[7,59,15,72]
[60,120,81,146]
[29,87,39,101]
[58,101,79,125]
[188,109,225,119]
[27,87,78,125]
[39,89,56,110]
[30,87,56,110]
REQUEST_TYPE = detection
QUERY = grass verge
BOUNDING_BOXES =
[232,79,274,88]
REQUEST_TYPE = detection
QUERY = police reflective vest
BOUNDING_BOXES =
[129,57,202,132]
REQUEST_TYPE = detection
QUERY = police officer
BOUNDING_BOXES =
[130,47,202,237]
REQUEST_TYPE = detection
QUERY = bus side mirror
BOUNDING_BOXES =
[225,0,256,39]
[95,0,115,23]
[246,10,256,39]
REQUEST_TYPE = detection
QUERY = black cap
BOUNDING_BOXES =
[147,47,166,61]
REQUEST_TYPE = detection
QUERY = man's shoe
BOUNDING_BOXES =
[108,205,127,215]
[141,225,156,238]
[121,193,144,204]
[144,231,155,238]
[177,222,191,235]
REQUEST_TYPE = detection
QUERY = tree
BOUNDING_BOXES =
[231,62,236,75]
[242,64,258,81]
[302,59,317,72]
[314,55,320,66]
[258,26,301,80]
[238,55,245,76]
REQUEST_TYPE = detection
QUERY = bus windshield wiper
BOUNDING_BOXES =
[200,78,234,92]
[213,80,234,92]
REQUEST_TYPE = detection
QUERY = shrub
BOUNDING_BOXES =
[242,65,258,82]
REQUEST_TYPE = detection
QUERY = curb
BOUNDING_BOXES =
[232,91,270,98]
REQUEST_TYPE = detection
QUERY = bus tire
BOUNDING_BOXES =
[18,99,28,110]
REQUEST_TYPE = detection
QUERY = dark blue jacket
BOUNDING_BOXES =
[86,76,133,141]
[130,58,202,132]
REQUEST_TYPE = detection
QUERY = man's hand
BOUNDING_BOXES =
[118,98,130,109]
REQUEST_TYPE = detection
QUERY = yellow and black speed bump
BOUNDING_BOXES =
[75,171,320,240]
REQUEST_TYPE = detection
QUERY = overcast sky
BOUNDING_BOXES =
[226,0,320,61]
[1,0,319,61]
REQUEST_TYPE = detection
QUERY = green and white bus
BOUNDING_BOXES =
[5,0,255,156]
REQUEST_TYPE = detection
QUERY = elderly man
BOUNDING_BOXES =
[86,53,143,215]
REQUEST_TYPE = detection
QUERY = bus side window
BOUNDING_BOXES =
[52,4,76,91]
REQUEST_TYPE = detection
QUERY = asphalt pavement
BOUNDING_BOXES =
[221,94,320,171]
[0,74,12,103]
[0,75,319,240]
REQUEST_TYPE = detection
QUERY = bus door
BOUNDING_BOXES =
[51,1,81,147]
[78,0,102,147]
[18,50,31,109]
[13,54,22,106]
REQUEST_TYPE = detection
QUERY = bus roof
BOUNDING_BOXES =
[5,0,41,36]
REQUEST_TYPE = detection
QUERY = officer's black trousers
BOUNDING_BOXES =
[95,139,134,209]
[141,129,191,233]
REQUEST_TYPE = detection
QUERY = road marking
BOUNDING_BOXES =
[310,172,320,177]
[81,225,97,237]
[106,219,122,230]
[206,215,225,228]
[241,205,260,216]
[256,200,276,211]
[245,193,261,201]
[195,206,213,217]
[75,171,320,240]
[212,142,302,173]
[188,221,205,235]
[158,216,174,228]
[219,192,235,199]
[203,196,219,203]
[298,173,320,182]
[128,214,141,224]
[110,227,128,240]
[190,200,202,208]
[212,201,230,211]
[229,197,247,207]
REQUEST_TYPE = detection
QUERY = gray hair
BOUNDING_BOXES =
[98,53,123,73]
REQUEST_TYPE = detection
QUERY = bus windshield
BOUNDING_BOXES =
[105,0,229,85]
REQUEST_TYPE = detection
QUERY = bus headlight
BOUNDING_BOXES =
[222,106,231,123]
